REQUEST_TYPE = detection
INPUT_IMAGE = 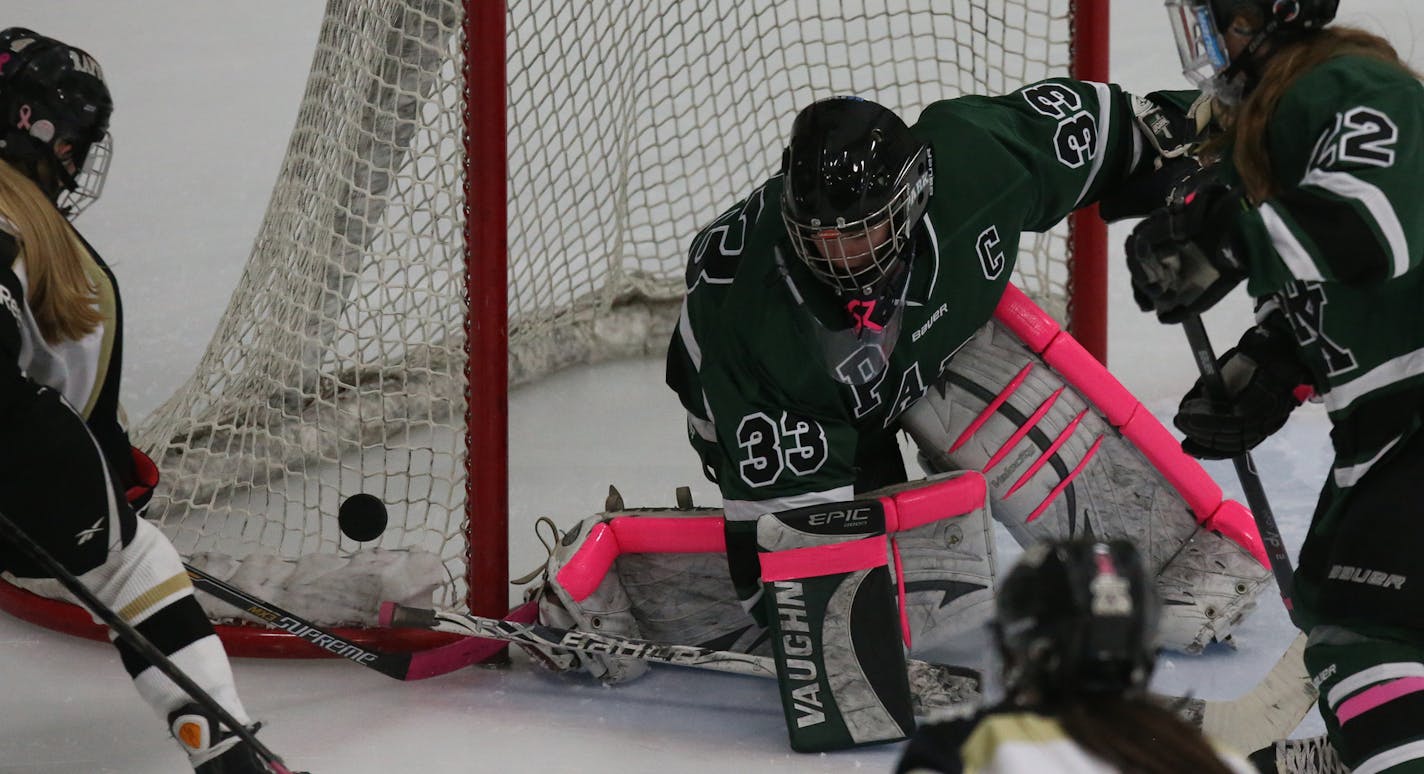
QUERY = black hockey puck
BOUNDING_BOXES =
[338,493,388,542]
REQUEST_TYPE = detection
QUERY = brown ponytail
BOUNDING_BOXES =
[0,159,102,343]
[1207,27,1419,203]
[1057,696,1238,774]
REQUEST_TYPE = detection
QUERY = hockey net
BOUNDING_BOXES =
[0,0,1107,655]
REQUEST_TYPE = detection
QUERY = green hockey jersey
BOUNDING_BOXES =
[1226,55,1424,486]
[666,78,1143,521]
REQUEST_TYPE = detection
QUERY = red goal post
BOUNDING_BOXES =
[0,0,1109,656]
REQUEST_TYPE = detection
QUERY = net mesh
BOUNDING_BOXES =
[115,0,1083,626]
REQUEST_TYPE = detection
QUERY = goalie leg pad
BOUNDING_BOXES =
[870,472,996,654]
[901,319,1269,652]
[757,501,914,752]
[531,514,648,683]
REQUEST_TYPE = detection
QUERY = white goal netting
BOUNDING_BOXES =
[79,0,1091,630]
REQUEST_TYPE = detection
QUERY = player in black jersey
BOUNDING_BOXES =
[896,539,1251,774]
[1129,2,1424,770]
[0,29,300,774]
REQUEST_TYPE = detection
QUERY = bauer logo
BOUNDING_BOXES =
[1327,564,1406,589]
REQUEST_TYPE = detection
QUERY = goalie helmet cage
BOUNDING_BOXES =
[0,0,1108,656]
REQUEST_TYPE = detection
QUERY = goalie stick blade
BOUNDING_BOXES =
[381,602,983,716]
[1163,632,1316,754]
[402,601,538,680]
[1199,632,1316,753]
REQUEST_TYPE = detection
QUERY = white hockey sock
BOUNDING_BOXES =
[77,518,251,728]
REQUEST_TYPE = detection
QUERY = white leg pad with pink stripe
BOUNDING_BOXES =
[526,472,995,682]
[898,285,1272,653]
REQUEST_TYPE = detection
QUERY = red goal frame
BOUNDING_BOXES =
[0,0,1108,657]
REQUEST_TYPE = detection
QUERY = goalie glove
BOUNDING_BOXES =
[1174,320,1311,460]
[1125,176,1249,324]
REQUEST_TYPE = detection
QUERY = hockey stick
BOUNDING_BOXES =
[0,507,296,774]
[182,562,537,681]
[1182,315,1299,619]
[379,602,982,715]
[1168,630,1313,754]
[1180,316,1317,750]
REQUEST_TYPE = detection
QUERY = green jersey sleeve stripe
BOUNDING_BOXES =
[1258,202,1326,282]
[1301,169,1412,279]
[1274,187,1390,283]
[676,299,703,370]
[1324,345,1424,414]
[1072,81,1116,209]
[1332,431,1402,489]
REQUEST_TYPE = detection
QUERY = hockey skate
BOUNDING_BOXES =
[169,703,308,774]
[1248,734,1346,774]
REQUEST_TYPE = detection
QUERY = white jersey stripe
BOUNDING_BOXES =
[1324,344,1424,413]
[723,487,856,524]
[1073,81,1115,209]
[1333,435,1401,489]
[677,297,702,371]
[1258,202,1326,282]
[1354,739,1424,774]
[1327,661,1424,709]
[1302,168,1412,278]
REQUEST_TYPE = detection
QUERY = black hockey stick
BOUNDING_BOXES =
[1182,315,1299,620]
[1182,317,1318,752]
[379,602,983,715]
[182,562,536,681]
[0,507,296,774]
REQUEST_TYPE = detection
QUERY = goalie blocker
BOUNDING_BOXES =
[757,499,914,752]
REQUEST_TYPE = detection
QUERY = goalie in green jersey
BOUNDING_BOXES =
[657,68,1273,664]
[517,62,1290,754]
[1130,1,1424,770]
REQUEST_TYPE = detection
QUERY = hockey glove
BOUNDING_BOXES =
[126,446,159,517]
[1125,181,1249,324]
[1174,323,1311,460]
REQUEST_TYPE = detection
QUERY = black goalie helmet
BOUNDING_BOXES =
[0,28,113,217]
[994,539,1161,704]
[1167,0,1338,101]
[781,96,933,300]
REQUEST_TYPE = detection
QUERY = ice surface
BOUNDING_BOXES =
[1,1,1419,771]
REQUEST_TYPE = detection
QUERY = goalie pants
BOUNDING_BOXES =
[1297,429,1424,772]
[0,386,250,730]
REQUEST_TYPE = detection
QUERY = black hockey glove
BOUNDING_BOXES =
[1125,181,1249,324]
[1174,323,1311,460]
[1101,91,1205,223]
[1099,153,1202,223]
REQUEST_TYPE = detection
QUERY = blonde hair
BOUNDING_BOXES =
[1208,27,1419,202]
[0,159,102,342]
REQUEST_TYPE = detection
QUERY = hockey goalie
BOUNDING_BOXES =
[516,79,1273,751]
